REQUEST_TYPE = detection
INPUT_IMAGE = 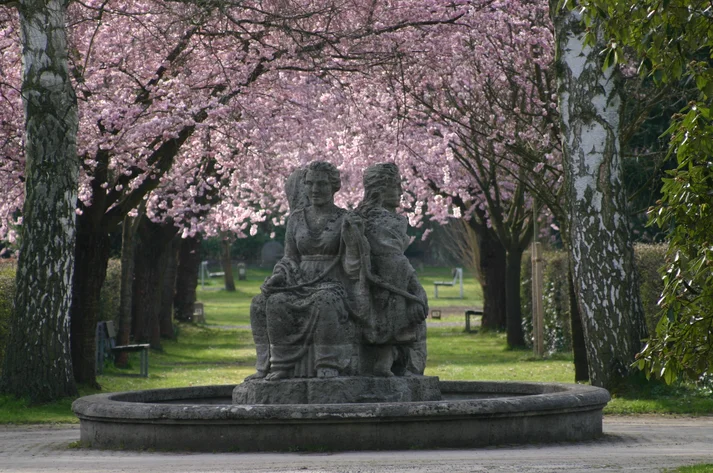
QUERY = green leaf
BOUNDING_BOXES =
[704,82,713,100]
[602,48,614,71]
[653,68,664,84]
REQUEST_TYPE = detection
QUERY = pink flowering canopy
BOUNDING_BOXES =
[0,0,561,243]
[251,0,562,235]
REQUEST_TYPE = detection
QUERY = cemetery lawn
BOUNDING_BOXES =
[1,267,712,423]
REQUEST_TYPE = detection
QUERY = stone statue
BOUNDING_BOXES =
[240,161,435,404]
[348,163,428,377]
[247,161,355,380]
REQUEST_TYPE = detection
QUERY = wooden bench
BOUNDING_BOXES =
[433,267,464,299]
[465,309,483,333]
[96,321,150,377]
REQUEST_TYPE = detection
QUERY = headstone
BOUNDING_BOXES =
[260,240,284,268]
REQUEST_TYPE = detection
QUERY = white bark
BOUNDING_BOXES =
[0,0,79,400]
[553,9,647,388]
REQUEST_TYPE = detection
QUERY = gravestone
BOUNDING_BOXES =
[260,240,284,268]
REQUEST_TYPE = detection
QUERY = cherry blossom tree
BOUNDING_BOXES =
[337,0,563,348]
[0,0,466,386]
[213,1,563,349]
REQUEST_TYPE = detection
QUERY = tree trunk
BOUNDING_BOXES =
[174,236,201,322]
[71,216,111,386]
[159,237,178,340]
[504,247,526,348]
[569,269,589,382]
[116,213,141,367]
[132,217,177,349]
[0,0,79,402]
[474,227,507,331]
[221,238,236,292]
[553,9,647,388]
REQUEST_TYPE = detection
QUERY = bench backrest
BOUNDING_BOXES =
[105,320,118,339]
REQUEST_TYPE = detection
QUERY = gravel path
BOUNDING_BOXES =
[1,416,712,472]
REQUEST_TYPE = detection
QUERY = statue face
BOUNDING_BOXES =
[381,180,402,209]
[304,170,334,207]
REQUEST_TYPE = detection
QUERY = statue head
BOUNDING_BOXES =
[305,161,341,207]
[359,162,401,213]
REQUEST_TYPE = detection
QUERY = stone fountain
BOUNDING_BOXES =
[73,162,609,451]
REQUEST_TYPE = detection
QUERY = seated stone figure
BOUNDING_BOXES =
[348,163,428,377]
[247,161,355,380]
[238,161,438,404]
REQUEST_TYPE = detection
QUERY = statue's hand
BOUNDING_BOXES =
[344,213,364,234]
[261,271,286,294]
[407,302,426,323]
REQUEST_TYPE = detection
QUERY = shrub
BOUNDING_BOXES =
[99,258,122,325]
[634,244,667,335]
[0,259,17,369]
[521,244,667,354]
[521,250,572,354]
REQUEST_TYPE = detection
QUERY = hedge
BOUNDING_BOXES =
[99,258,122,325]
[521,244,667,354]
[0,259,16,370]
[0,258,122,368]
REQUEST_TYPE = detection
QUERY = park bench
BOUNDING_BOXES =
[96,321,150,377]
[464,308,483,333]
[433,267,464,299]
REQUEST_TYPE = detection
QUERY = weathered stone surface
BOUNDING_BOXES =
[233,376,442,404]
[246,161,429,387]
[72,381,611,451]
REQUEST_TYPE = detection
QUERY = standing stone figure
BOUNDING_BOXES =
[350,163,429,376]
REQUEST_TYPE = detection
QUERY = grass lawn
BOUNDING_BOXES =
[671,466,713,473]
[1,266,712,423]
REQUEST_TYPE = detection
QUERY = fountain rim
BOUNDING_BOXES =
[72,380,610,423]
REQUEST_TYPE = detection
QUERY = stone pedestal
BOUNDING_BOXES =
[232,376,441,405]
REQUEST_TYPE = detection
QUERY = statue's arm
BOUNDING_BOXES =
[263,216,300,290]
[406,271,429,322]
[282,215,300,264]
[341,213,369,280]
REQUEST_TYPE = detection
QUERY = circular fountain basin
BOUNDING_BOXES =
[72,380,610,451]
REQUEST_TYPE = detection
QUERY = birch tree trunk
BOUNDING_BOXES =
[553,8,647,388]
[0,0,79,401]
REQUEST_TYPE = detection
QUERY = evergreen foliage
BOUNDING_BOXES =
[521,244,666,354]
[578,0,713,383]
[99,259,122,325]
[0,260,15,369]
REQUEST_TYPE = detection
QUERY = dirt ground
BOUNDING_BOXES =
[1,415,712,473]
